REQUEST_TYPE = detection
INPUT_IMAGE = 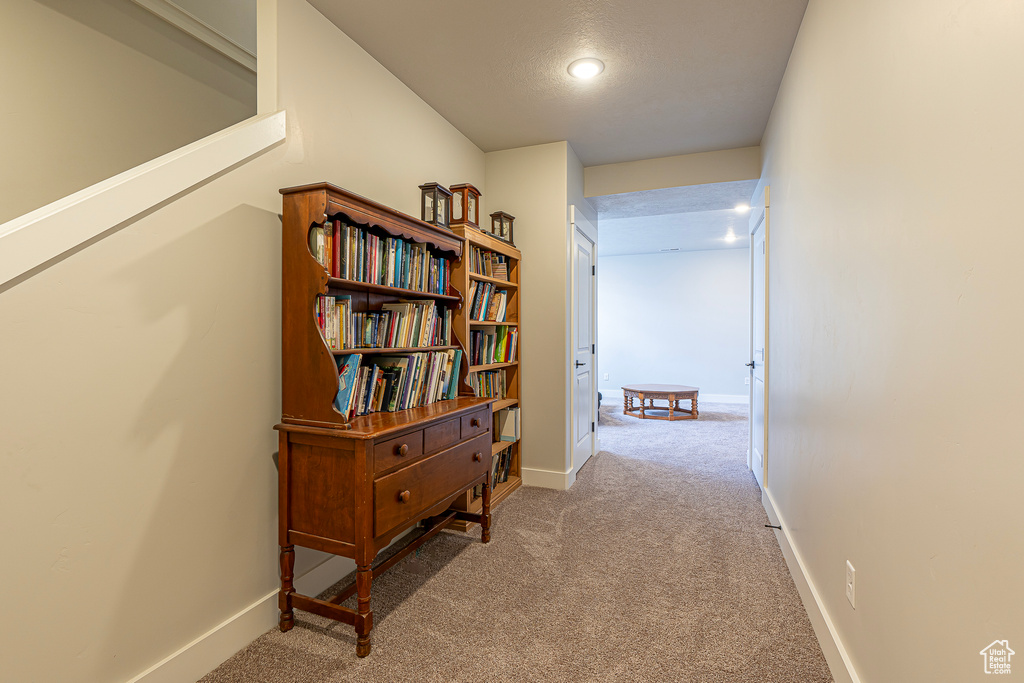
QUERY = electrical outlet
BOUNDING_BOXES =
[603,373,609,380]
[845,560,856,608]
[744,377,750,385]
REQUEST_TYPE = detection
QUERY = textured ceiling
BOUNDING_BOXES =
[308,0,809,166]
[593,180,757,256]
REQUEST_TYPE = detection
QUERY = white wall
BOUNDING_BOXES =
[584,146,760,198]
[598,248,748,401]
[485,142,573,487]
[760,1,1024,681]
[0,0,485,680]
[0,0,256,224]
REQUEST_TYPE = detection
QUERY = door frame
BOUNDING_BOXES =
[570,205,598,481]
[748,186,769,486]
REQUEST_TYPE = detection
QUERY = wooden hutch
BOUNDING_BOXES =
[276,183,494,657]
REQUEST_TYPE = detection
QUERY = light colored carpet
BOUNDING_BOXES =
[201,402,833,682]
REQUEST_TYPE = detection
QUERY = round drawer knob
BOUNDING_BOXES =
[470,418,480,427]
[473,452,482,462]
[395,443,409,456]
[397,490,411,503]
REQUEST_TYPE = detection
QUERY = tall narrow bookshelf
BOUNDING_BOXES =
[450,225,523,530]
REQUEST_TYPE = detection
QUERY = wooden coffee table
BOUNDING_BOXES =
[622,384,699,421]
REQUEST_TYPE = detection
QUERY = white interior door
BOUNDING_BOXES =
[749,187,769,490]
[571,212,596,477]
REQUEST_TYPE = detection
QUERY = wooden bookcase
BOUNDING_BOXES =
[449,225,523,530]
[276,183,494,657]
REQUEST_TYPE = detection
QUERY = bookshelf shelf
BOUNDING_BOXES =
[276,183,495,657]
[470,475,521,512]
[492,438,519,456]
[451,225,523,531]
[469,272,517,288]
[469,361,517,372]
[327,277,461,302]
[491,397,518,412]
[331,345,460,355]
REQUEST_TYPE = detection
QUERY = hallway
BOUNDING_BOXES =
[203,402,831,682]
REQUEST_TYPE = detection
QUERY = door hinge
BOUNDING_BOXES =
[592,265,595,275]
[591,343,595,354]
[591,421,595,432]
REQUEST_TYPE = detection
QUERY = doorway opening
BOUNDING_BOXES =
[589,179,761,483]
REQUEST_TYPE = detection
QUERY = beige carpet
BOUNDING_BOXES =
[201,402,833,682]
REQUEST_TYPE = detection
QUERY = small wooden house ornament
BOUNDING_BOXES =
[489,211,515,245]
[449,183,482,229]
[418,182,453,229]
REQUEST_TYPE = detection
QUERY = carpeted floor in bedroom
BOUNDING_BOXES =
[201,401,833,682]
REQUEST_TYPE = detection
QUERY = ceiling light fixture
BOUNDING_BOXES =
[734,203,751,214]
[724,232,737,243]
[568,58,604,79]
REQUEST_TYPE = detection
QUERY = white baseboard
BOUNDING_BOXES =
[598,389,748,405]
[521,466,575,490]
[127,554,353,683]
[762,488,861,683]
[700,393,749,404]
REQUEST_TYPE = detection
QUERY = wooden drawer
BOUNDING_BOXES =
[424,416,461,454]
[373,431,424,473]
[374,433,490,536]
[461,408,489,440]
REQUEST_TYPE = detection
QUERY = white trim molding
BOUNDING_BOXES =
[762,488,861,683]
[127,555,351,683]
[522,466,576,490]
[131,0,257,72]
[0,110,286,290]
[599,389,748,405]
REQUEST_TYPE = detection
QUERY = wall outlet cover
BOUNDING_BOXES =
[845,560,856,608]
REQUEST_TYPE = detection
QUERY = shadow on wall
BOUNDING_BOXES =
[93,204,280,679]
[37,0,257,104]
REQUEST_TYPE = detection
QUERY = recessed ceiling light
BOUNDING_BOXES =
[724,232,737,243]
[734,203,751,214]
[568,58,604,79]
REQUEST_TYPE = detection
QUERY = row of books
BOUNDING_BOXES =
[471,444,516,500]
[310,218,451,295]
[492,445,514,485]
[468,246,509,280]
[496,406,520,442]
[471,369,506,399]
[317,295,452,350]
[467,281,509,322]
[334,350,463,419]
[470,326,518,366]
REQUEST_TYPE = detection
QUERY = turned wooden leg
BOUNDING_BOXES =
[623,393,629,415]
[279,545,295,632]
[355,564,373,657]
[669,396,675,420]
[481,472,492,544]
[693,396,698,418]
[639,393,645,419]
